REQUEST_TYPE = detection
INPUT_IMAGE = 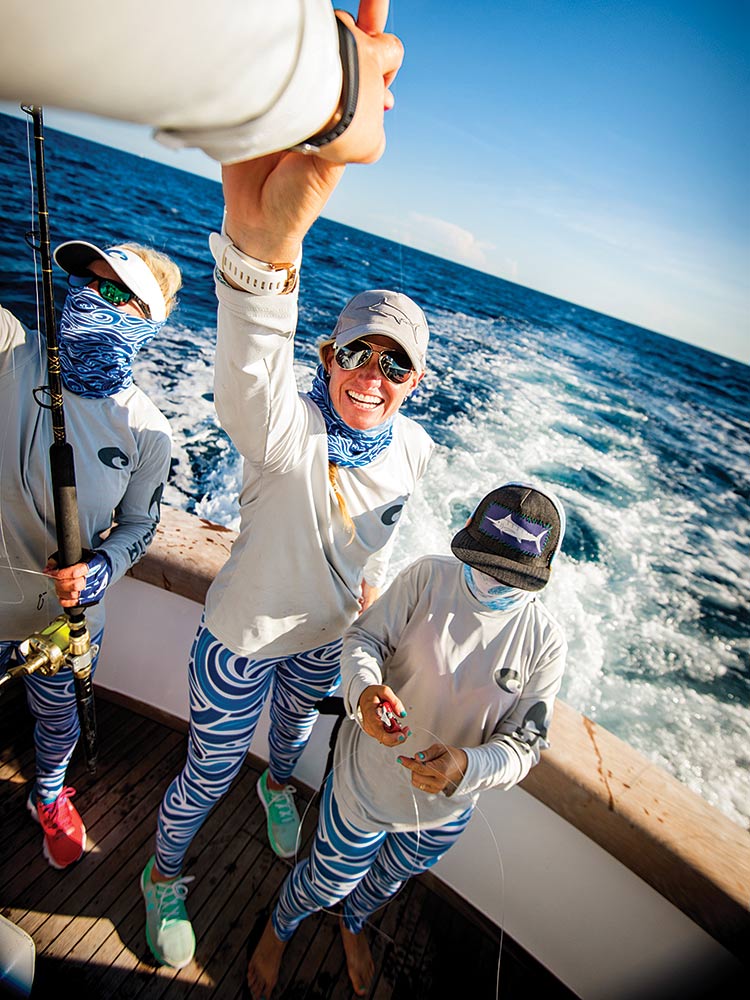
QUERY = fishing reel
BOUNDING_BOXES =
[0,616,98,690]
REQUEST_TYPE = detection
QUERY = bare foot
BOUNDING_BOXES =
[339,917,374,996]
[247,918,286,999]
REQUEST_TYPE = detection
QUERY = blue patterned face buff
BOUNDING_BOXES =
[463,564,532,611]
[58,285,163,398]
[307,365,394,468]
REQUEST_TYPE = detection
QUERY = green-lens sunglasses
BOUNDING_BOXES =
[69,274,151,319]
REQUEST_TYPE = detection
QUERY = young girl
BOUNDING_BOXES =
[247,482,568,998]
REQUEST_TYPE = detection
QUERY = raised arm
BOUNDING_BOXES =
[2,1,402,167]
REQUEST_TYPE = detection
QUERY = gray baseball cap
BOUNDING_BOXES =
[332,289,429,373]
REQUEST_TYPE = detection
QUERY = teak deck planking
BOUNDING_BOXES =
[1,682,572,999]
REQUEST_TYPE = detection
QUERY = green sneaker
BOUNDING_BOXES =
[140,855,196,969]
[257,770,301,859]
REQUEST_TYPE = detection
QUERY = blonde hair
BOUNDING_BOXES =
[318,337,335,367]
[119,243,182,317]
[328,462,355,543]
[318,338,356,541]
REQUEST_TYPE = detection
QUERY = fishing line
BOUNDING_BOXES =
[290,736,423,925]
[414,721,507,997]
[388,1,406,299]
[286,10,503,983]
[0,111,53,608]
[289,712,506,1000]
[0,566,48,579]
[0,412,23,605]
[293,752,504,1000]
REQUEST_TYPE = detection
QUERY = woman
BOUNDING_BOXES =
[140,161,433,967]
[0,240,180,869]
[246,483,568,998]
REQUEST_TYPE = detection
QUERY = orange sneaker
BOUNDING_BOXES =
[27,786,87,869]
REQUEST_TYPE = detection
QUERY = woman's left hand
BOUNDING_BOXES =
[397,743,468,796]
[44,558,88,607]
[222,151,345,264]
[359,580,380,613]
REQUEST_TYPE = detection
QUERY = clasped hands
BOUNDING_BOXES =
[222,0,404,265]
[358,684,468,796]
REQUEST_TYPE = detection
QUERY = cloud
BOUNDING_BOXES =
[404,212,496,270]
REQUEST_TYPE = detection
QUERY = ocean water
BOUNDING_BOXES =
[1,113,748,829]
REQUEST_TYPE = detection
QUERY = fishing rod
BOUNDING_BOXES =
[0,106,98,773]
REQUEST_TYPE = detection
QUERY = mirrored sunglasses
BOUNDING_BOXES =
[69,273,151,319]
[334,339,414,384]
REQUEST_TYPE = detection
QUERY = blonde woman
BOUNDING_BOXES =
[141,124,434,973]
[0,239,180,870]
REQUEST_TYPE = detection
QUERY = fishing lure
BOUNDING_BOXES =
[376,699,408,735]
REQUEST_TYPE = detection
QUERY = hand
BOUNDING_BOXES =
[359,580,380,613]
[44,551,111,607]
[222,150,345,264]
[397,743,468,796]
[315,2,404,165]
[44,558,89,608]
[358,684,410,746]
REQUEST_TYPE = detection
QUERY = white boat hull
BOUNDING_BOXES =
[93,509,746,997]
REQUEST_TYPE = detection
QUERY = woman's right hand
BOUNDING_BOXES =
[358,684,410,747]
[221,150,345,264]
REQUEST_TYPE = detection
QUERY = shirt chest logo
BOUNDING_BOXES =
[381,504,403,526]
[98,447,130,470]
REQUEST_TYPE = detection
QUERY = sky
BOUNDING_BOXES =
[2,1,748,363]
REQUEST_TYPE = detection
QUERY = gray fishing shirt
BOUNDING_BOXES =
[0,306,172,640]
[335,555,567,832]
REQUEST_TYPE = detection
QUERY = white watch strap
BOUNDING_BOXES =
[209,232,299,295]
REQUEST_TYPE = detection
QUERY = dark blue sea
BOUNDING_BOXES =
[1,112,748,827]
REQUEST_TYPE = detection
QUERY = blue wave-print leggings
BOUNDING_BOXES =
[1,630,104,802]
[155,620,342,878]
[273,771,473,939]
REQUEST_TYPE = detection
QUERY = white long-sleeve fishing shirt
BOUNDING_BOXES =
[334,554,567,832]
[204,274,434,659]
[0,305,172,640]
[1,1,342,164]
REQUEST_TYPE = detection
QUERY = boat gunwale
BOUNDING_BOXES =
[126,505,750,958]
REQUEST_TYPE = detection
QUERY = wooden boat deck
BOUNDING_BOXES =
[1,682,574,999]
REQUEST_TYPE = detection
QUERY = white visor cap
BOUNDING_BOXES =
[54,241,166,322]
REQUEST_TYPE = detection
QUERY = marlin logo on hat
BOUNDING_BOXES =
[363,300,418,331]
[479,503,552,557]
[450,483,565,591]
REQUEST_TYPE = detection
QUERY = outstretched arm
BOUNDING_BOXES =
[1,1,401,167]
